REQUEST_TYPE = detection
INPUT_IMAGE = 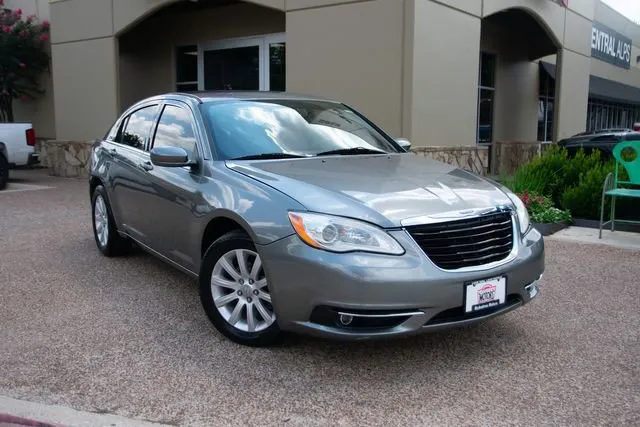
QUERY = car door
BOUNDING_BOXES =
[141,101,205,272]
[109,103,161,244]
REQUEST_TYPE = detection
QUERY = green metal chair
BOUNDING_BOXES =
[599,140,640,238]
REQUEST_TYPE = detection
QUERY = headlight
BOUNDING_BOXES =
[506,191,530,235]
[288,212,404,255]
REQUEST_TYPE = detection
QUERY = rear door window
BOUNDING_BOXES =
[118,105,160,151]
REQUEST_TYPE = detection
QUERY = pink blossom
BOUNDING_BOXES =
[39,33,48,42]
[19,29,28,37]
[26,14,36,24]
[19,63,26,69]
[41,20,50,29]
[13,8,22,18]
[2,26,11,33]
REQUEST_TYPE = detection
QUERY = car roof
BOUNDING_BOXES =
[162,91,341,104]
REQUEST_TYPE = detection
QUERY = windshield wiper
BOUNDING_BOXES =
[229,153,309,160]
[315,147,387,157]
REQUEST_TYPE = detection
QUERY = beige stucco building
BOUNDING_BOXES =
[6,0,640,156]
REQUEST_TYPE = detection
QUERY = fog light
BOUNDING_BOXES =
[339,314,353,326]
[525,283,539,299]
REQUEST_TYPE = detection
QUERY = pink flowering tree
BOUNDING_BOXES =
[0,0,51,122]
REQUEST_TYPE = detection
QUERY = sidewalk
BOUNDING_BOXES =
[547,226,640,251]
[0,396,173,427]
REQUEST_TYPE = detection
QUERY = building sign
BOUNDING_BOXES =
[591,21,632,69]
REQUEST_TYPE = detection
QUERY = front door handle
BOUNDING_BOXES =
[106,147,117,155]
[139,161,153,171]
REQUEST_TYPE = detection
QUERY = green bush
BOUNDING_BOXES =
[504,146,637,221]
[561,163,612,220]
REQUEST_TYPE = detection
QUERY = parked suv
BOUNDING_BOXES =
[89,92,544,346]
[558,130,640,161]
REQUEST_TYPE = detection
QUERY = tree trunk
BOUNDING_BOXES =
[0,95,14,123]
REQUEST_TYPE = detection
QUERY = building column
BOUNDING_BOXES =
[553,48,590,140]
[408,0,481,146]
[51,37,120,141]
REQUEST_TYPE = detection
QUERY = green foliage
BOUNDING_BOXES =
[0,2,51,122]
[561,163,612,220]
[504,145,637,221]
[517,190,572,224]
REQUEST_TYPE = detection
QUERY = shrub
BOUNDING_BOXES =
[502,145,567,201]
[518,190,572,224]
[561,163,611,220]
[504,146,636,220]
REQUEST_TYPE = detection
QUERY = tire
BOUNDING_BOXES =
[0,153,8,191]
[199,230,282,347]
[91,184,130,257]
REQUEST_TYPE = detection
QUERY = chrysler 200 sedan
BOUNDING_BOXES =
[89,91,544,346]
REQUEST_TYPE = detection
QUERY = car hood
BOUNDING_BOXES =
[226,154,513,228]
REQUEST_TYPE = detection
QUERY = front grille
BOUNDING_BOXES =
[406,211,514,270]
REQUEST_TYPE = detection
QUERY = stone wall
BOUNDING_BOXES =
[39,140,93,178]
[411,146,489,175]
[490,141,547,176]
[33,140,545,180]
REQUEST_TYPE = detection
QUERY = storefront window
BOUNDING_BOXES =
[586,99,640,131]
[175,34,285,93]
[175,45,198,92]
[537,67,555,141]
[269,42,286,92]
[477,52,496,144]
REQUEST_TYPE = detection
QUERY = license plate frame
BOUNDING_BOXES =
[464,275,507,314]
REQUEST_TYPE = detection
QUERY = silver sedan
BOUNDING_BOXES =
[89,91,544,346]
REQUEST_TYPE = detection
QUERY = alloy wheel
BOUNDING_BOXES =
[94,194,109,247]
[210,249,275,333]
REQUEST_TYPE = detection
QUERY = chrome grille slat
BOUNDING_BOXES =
[406,211,515,270]
[409,219,512,237]
[428,241,513,259]
[427,235,511,252]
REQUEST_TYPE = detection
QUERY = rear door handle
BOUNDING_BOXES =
[139,161,153,171]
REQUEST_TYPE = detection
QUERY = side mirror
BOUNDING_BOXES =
[150,146,194,167]
[396,138,412,151]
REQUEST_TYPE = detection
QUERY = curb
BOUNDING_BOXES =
[0,413,62,427]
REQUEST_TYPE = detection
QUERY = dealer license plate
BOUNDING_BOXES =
[465,276,506,313]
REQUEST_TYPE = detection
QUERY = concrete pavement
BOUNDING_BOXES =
[1,169,639,427]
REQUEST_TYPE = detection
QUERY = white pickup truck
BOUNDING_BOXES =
[0,122,39,190]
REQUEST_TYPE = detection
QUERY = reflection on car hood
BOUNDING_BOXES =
[225,154,512,227]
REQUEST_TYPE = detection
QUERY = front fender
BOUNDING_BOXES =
[200,163,306,245]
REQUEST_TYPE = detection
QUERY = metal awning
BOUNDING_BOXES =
[540,61,640,106]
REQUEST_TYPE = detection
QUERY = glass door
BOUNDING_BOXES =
[197,33,285,92]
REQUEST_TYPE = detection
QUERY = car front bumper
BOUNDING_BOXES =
[258,226,544,340]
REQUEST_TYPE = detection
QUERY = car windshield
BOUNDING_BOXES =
[200,99,402,160]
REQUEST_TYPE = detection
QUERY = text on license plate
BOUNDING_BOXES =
[465,276,506,313]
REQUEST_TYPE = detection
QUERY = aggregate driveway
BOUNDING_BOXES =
[1,170,639,427]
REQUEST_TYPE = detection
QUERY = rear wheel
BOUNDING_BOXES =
[199,230,281,346]
[0,153,8,190]
[91,185,130,257]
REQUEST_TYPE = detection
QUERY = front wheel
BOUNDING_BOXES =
[199,230,281,346]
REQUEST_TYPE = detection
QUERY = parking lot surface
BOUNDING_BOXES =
[1,170,639,427]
